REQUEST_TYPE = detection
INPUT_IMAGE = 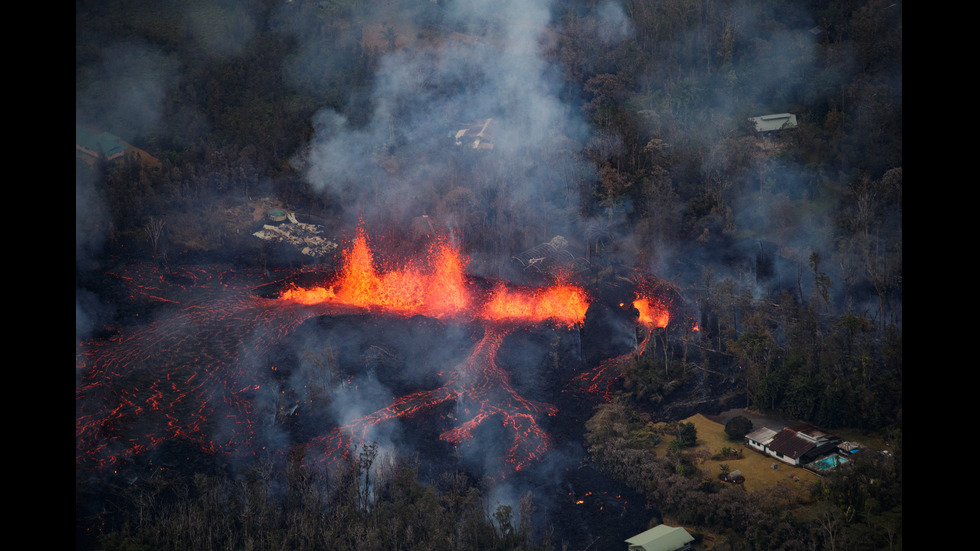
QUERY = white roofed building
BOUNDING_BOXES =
[625,525,694,551]
[748,113,798,132]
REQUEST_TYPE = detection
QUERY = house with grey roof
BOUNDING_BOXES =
[745,426,779,454]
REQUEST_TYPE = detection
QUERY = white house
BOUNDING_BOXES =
[745,426,778,454]
[746,424,841,466]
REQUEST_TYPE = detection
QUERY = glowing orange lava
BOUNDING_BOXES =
[280,228,590,327]
[279,285,336,304]
[634,296,670,329]
[481,282,590,328]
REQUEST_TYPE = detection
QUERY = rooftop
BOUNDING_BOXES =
[748,113,798,132]
[76,126,127,160]
[767,424,840,460]
[745,427,778,445]
[625,525,694,551]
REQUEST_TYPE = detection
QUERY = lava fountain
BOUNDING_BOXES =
[279,227,589,327]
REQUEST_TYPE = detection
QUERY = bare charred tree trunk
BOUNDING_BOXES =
[518,491,535,544]
[816,503,854,551]
[658,329,670,378]
[145,216,166,258]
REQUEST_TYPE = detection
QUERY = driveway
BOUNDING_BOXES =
[705,407,801,432]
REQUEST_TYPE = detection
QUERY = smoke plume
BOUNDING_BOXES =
[297,0,594,270]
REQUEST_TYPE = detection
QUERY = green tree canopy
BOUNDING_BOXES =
[724,415,753,440]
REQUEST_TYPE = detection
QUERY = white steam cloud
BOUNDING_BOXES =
[299,0,592,254]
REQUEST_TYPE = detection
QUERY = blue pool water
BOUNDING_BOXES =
[811,454,848,471]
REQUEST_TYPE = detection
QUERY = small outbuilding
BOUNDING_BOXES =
[625,524,694,551]
[724,469,745,484]
[748,113,798,132]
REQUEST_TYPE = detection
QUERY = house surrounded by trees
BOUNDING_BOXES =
[76,125,161,168]
[76,125,128,164]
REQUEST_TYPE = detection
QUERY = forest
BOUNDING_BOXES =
[76,0,901,550]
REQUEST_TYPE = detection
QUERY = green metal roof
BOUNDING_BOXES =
[76,126,127,158]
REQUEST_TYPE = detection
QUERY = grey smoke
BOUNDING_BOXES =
[299,0,593,255]
[75,40,176,143]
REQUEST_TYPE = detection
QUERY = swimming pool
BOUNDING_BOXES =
[811,454,848,471]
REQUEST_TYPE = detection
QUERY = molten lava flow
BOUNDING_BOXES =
[566,292,673,402]
[634,296,669,329]
[76,264,329,471]
[78,231,598,478]
[481,282,590,328]
[279,285,336,304]
[305,326,559,477]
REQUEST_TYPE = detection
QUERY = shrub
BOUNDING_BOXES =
[724,416,753,440]
[677,422,697,447]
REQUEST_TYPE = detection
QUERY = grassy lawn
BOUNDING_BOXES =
[670,414,822,493]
